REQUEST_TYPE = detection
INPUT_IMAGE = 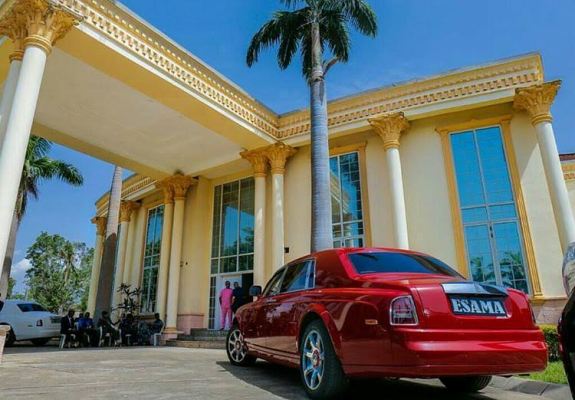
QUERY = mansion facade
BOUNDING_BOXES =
[0,1,571,337]
[87,51,575,332]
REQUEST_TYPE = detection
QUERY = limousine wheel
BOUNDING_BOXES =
[300,320,348,399]
[440,376,492,392]
[226,326,256,367]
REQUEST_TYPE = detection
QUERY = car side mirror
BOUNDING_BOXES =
[249,285,262,297]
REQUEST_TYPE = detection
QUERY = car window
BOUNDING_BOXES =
[17,303,47,312]
[263,269,285,297]
[280,261,312,293]
[348,252,461,277]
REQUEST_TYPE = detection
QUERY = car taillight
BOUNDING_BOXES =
[36,320,43,327]
[390,295,418,326]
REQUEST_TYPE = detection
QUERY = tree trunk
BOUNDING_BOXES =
[0,209,19,300]
[94,166,123,317]
[309,21,334,252]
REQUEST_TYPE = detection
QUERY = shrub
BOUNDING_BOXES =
[539,324,560,362]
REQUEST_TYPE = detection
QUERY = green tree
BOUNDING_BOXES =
[25,232,93,313]
[0,136,83,300]
[7,276,15,298]
[247,0,377,252]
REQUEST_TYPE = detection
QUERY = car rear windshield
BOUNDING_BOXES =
[17,303,47,312]
[348,252,461,277]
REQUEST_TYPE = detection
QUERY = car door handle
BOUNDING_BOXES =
[265,298,278,304]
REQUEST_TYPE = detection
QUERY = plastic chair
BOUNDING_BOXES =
[152,326,164,346]
[98,326,113,347]
[59,333,76,350]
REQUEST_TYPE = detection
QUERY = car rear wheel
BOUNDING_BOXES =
[31,338,51,346]
[300,320,348,400]
[3,325,15,347]
[440,376,492,392]
[226,325,256,367]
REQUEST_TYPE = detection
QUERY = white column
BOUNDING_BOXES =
[121,213,137,286]
[535,121,575,249]
[0,0,78,283]
[0,45,48,269]
[0,56,23,150]
[112,220,129,310]
[254,174,266,286]
[386,147,409,249]
[271,173,285,269]
[87,217,106,315]
[164,175,194,336]
[264,143,296,271]
[514,81,575,252]
[155,181,174,320]
[240,150,269,285]
[369,113,411,249]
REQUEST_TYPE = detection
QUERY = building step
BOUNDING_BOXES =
[184,329,229,339]
[177,335,226,342]
[166,339,226,350]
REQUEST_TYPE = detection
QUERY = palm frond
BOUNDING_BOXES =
[321,10,350,63]
[325,0,377,37]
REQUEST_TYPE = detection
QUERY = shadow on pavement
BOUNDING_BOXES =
[217,360,494,400]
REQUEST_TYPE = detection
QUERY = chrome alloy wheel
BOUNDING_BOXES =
[302,329,325,391]
[227,328,247,363]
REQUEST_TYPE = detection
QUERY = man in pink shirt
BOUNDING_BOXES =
[219,281,234,330]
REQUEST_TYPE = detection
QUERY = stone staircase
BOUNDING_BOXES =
[166,329,227,350]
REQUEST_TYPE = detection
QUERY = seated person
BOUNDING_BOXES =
[119,313,137,345]
[97,311,119,344]
[150,313,164,334]
[77,312,97,347]
[137,321,151,345]
[60,309,78,346]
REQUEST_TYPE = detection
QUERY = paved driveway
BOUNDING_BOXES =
[0,345,554,399]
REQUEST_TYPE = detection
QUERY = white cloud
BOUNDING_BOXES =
[11,258,31,293]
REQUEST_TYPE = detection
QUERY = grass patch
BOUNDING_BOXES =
[528,361,568,385]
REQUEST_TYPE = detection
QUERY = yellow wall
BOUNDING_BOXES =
[119,105,567,327]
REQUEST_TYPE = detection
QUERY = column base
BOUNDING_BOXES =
[162,327,181,341]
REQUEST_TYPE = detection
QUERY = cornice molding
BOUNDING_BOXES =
[36,1,543,142]
[564,163,575,182]
[96,174,155,215]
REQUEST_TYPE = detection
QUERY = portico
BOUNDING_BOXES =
[0,0,572,330]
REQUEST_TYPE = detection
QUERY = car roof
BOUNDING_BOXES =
[4,300,39,305]
[289,247,427,263]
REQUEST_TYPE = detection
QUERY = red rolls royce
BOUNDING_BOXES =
[226,248,547,400]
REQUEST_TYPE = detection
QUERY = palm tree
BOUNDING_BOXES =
[247,0,377,252]
[0,136,83,300]
[94,165,122,316]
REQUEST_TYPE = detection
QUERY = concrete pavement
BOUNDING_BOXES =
[0,345,566,400]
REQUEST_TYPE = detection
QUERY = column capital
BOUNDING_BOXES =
[240,148,269,178]
[369,112,410,151]
[263,142,297,175]
[514,81,560,125]
[0,0,82,56]
[119,200,140,223]
[158,173,197,201]
[91,216,107,236]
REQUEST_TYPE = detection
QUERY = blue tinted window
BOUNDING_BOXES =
[141,205,164,313]
[331,152,364,248]
[450,126,529,293]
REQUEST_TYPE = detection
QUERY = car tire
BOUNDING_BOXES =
[31,338,51,346]
[440,376,492,392]
[3,326,15,347]
[300,320,348,400]
[226,325,256,367]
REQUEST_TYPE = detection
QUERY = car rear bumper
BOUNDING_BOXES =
[19,327,60,341]
[343,328,547,378]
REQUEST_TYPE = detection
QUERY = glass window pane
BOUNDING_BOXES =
[493,222,528,293]
[331,152,364,248]
[464,225,496,285]
[239,178,255,254]
[451,131,485,207]
[280,262,309,292]
[140,205,164,313]
[489,204,516,220]
[476,127,514,204]
[462,207,488,224]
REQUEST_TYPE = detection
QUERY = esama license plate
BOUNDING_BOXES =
[449,297,507,316]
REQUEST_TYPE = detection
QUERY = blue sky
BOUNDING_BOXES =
[10,0,575,292]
